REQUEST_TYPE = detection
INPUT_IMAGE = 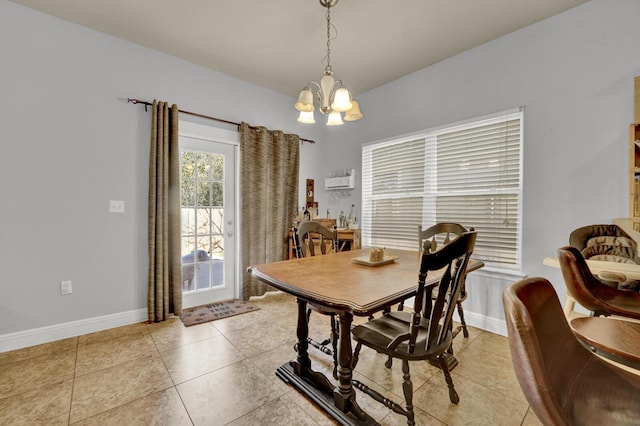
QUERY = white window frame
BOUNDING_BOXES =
[362,108,524,273]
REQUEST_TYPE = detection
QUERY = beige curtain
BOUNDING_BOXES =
[240,122,300,299]
[148,100,182,322]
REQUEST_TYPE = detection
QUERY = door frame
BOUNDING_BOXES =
[179,120,240,307]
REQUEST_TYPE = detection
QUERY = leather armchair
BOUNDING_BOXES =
[557,246,640,319]
[503,277,640,425]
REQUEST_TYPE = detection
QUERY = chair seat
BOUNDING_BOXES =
[352,314,452,360]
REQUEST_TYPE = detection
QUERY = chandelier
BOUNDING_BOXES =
[294,0,363,126]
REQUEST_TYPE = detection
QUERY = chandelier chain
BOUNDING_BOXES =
[325,4,332,73]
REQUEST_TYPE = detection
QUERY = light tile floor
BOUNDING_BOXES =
[0,292,542,425]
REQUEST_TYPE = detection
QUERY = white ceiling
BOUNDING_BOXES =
[11,0,588,97]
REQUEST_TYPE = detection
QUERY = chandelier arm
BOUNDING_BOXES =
[305,81,330,114]
[307,81,322,92]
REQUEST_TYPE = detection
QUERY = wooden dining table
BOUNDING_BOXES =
[570,316,640,370]
[249,247,484,425]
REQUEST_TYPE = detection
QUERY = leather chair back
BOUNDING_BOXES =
[503,277,640,425]
[557,246,640,319]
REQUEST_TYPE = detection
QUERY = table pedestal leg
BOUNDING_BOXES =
[333,312,372,422]
[293,298,311,374]
[334,312,354,411]
[287,299,334,393]
[275,300,376,425]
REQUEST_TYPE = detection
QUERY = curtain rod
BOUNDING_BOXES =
[127,98,315,144]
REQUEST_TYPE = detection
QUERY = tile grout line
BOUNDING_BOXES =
[67,337,80,425]
[151,325,196,426]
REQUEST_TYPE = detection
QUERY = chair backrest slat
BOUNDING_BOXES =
[292,226,303,258]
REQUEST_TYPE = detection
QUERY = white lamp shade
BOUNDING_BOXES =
[326,110,343,126]
[331,88,352,112]
[294,89,314,112]
[297,110,316,124]
[343,100,363,121]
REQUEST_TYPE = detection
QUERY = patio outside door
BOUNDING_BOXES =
[179,122,238,308]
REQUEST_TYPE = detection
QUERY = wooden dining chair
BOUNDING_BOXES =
[351,230,477,426]
[384,222,472,370]
[503,277,640,425]
[297,220,339,257]
[295,221,340,377]
[419,223,472,339]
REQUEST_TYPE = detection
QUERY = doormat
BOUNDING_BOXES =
[180,299,260,327]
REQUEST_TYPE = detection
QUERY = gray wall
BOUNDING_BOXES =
[0,0,323,337]
[2,0,640,340]
[308,0,640,327]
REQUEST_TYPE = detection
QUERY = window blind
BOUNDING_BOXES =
[362,138,426,250]
[362,110,523,270]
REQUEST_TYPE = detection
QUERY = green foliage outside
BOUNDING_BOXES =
[180,151,225,260]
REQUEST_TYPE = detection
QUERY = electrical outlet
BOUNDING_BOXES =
[60,280,72,295]
[109,200,125,213]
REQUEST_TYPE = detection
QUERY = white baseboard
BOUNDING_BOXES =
[0,307,507,354]
[461,310,507,337]
[0,308,148,353]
